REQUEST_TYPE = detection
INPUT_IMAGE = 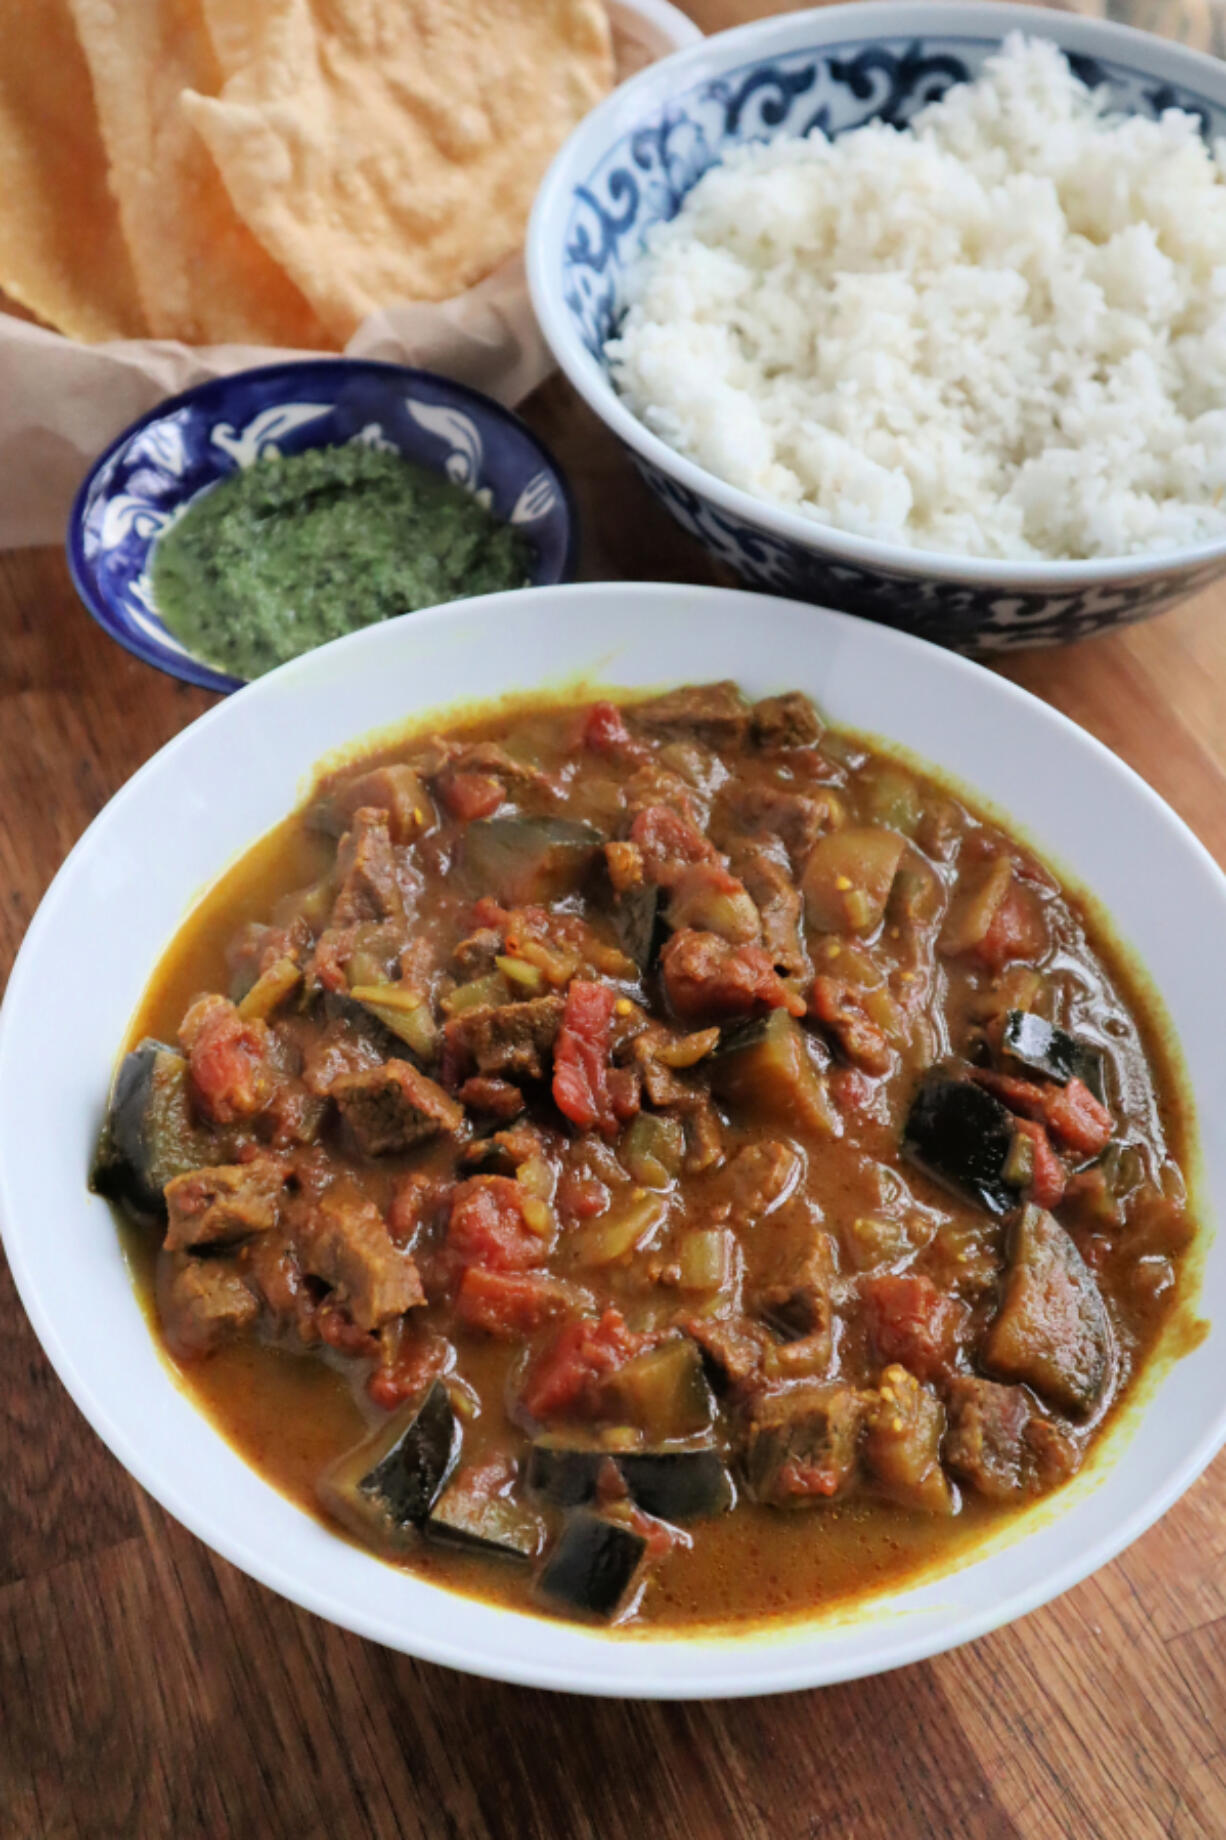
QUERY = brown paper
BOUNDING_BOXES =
[0,0,700,549]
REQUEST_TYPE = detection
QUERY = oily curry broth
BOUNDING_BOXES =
[115,690,1196,1630]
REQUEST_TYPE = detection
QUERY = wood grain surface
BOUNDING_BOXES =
[4,6,1226,1835]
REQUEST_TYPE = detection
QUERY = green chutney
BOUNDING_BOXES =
[151,444,535,680]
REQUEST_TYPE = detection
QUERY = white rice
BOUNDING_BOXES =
[606,36,1226,560]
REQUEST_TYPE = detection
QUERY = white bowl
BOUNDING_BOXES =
[2,581,1222,1696]
[527,1,1226,650]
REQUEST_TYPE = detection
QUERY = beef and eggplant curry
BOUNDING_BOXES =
[95,682,1196,1628]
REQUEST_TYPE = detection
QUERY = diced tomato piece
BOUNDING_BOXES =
[622,1499,684,1561]
[471,896,511,931]
[180,994,277,1124]
[366,1327,449,1410]
[439,770,504,822]
[552,980,619,1136]
[776,1458,841,1498]
[457,1075,526,1120]
[811,977,893,1075]
[629,804,718,887]
[830,1066,873,1111]
[519,1307,646,1422]
[446,1175,550,1271]
[582,700,642,758]
[975,883,1047,973]
[1012,1117,1067,1208]
[862,1272,968,1382]
[972,1068,1048,1119]
[1042,1077,1113,1158]
[456,1266,574,1337]
[606,1063,642,1124]
[316,1306,377,1358]
[974,1068,1113,1160]
[660,928,806,1025]
[556,1169,610,1221]
[388,1171,454,1247]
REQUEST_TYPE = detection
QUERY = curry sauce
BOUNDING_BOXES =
[101,682,1198,1630]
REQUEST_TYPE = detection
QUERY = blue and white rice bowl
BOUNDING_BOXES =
[528,1,1226,651]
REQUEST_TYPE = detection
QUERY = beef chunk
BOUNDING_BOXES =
[755,1225,836,1353]
[864,1365,952,1514]
[734,843,811,979]
[332,808,403,926]
[722,785,833,872]
[438,740,551,791]
[628,1022,718,1109]
[811,976,893,1076]
[660,928,804,1026]
[742,1381,867,1505]
[299,1190,425,1329]
[1024,1415,1083,1489]
[750,692,822,750]
[179,993,280,1125]
[443,995,565,1082]
[681,1097,724,1173]
[457,1075,526,1120]
[862,1272,968,1383]
[636,680,750,747]
[331,1059,464,1155]
[160,1252,259,1355]
[711,1139,803,1223]
[451,927,503,978]
[319,764,433,845]
[163,1157,287,1251]
[943,1376,1031,1501]
[982,1204,1112,1417]
[243,1228,310,1329]
[681,1315,770,1393]
[301,1015,385,1095]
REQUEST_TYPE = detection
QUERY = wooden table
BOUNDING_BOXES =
[5,10,1226,1837]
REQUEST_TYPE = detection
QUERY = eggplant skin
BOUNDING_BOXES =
[527,1440,734,1521]
[903,1073,1017,1216]
[91,1039,181,1217]
[526,1441,607,1508]
[425,1487,543,1562]
[536,1511,647,1619]
[616,1450,734,1521]
[358,1380,460,1528]
[613,883,663,972]
[1001,1011,1107,1101]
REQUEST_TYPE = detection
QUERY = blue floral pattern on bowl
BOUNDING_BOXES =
[535,7,1226,651]
[69,360,578,694]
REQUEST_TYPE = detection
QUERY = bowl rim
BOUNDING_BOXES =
[65,355,581,696]
[1,578,1224,1697]
[527,0,1226,589]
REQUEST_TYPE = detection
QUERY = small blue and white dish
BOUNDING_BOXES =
[68,359,578,695]
[527,0,1226,652]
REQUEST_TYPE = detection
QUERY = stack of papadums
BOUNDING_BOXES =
[0,0,614,346]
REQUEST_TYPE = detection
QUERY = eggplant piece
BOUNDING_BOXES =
[982,1204,1112,1417]
[711,1010,839,1139]
[742,1381,867,1507]
[903,1073,1018,1215]
[1000,1011,1107,1102]
[617,1448,734,1521]
[527,1436,733,1522]
[526,1438,607,1507]
[536,1510,647,1619]
[604,1337,714,1441]
[91,1038,220,1217]
[426,1483,543,1562]
[461,817,603,906]
[612,880,663,972]
[317,1380,459,1553]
